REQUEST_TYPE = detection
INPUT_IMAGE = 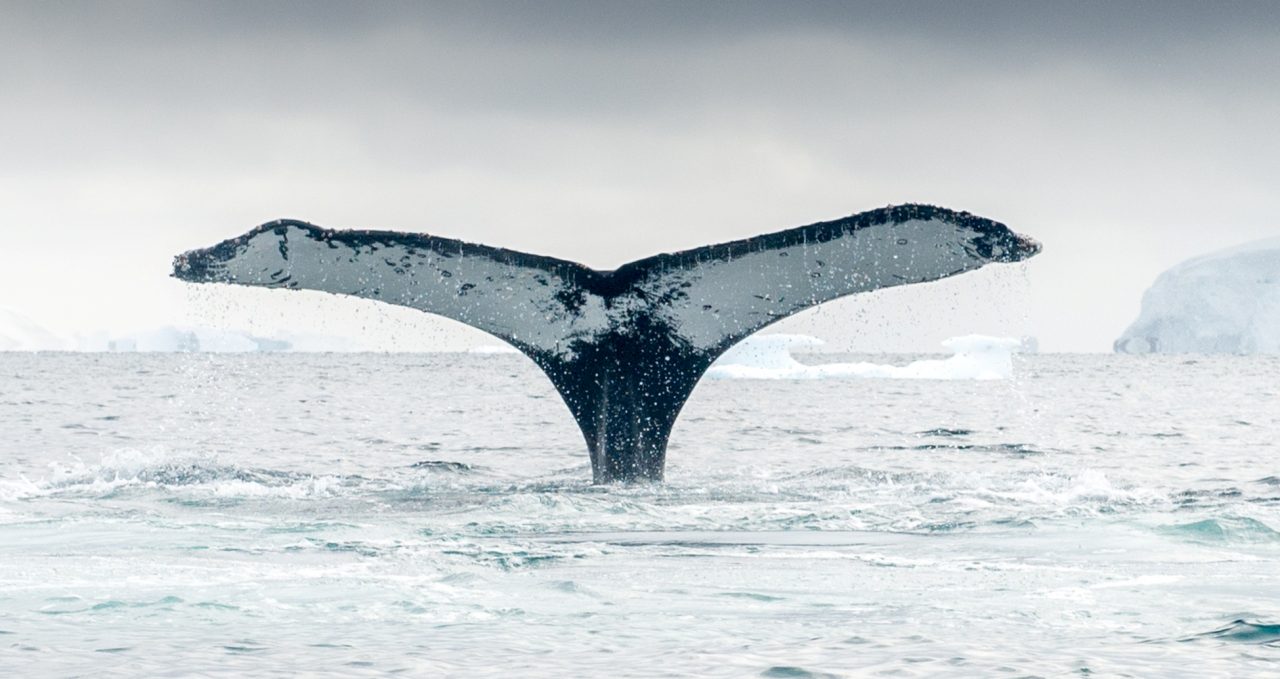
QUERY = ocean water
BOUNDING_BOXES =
[1,352,1278,677]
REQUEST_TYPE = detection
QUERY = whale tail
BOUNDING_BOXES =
[173,204,1040,482]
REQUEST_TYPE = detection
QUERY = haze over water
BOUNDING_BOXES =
[2,352,1278,676]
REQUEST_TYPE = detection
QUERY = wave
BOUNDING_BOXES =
[1158,516,1280,544]
[0,450,1223,540]
[1181,619,1280,645]
[410,460,482,473]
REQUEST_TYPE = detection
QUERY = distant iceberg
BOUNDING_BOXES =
[77,326,267,352]
[1116,238,1280,354]
[467,344,520,355]
[706,334,1021,380]
[1,309,373,353]
[0,307,69,351]
[72,326,366,353]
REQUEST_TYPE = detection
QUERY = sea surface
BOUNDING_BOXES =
[1,352,1278,677]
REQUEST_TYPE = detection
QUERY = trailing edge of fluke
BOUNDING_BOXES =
[173,204,1041,482]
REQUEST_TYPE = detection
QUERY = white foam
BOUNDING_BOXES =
[986,469,1163,508]
[706,333,1020,380]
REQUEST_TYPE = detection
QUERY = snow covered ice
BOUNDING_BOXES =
[1116,238,1280,354]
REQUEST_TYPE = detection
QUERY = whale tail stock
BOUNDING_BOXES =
[173,204,1040,482]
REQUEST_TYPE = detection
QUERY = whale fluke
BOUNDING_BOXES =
[173,204,1040,482]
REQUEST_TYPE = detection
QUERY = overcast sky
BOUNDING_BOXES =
[2,1,1278,351]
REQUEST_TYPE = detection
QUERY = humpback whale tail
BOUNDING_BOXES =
[173,204,1040,482]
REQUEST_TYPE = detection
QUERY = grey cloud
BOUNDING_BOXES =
[1,1,1278,349]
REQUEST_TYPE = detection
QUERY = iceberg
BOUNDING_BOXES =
[1116,238,1280,354]
[706,333,1020,380]
[73,326,366,353]
[0,307,69,351]
[467,344,520,355]
[0,308,369,353]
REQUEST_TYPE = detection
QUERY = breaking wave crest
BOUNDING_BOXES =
[8,450,351,502]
